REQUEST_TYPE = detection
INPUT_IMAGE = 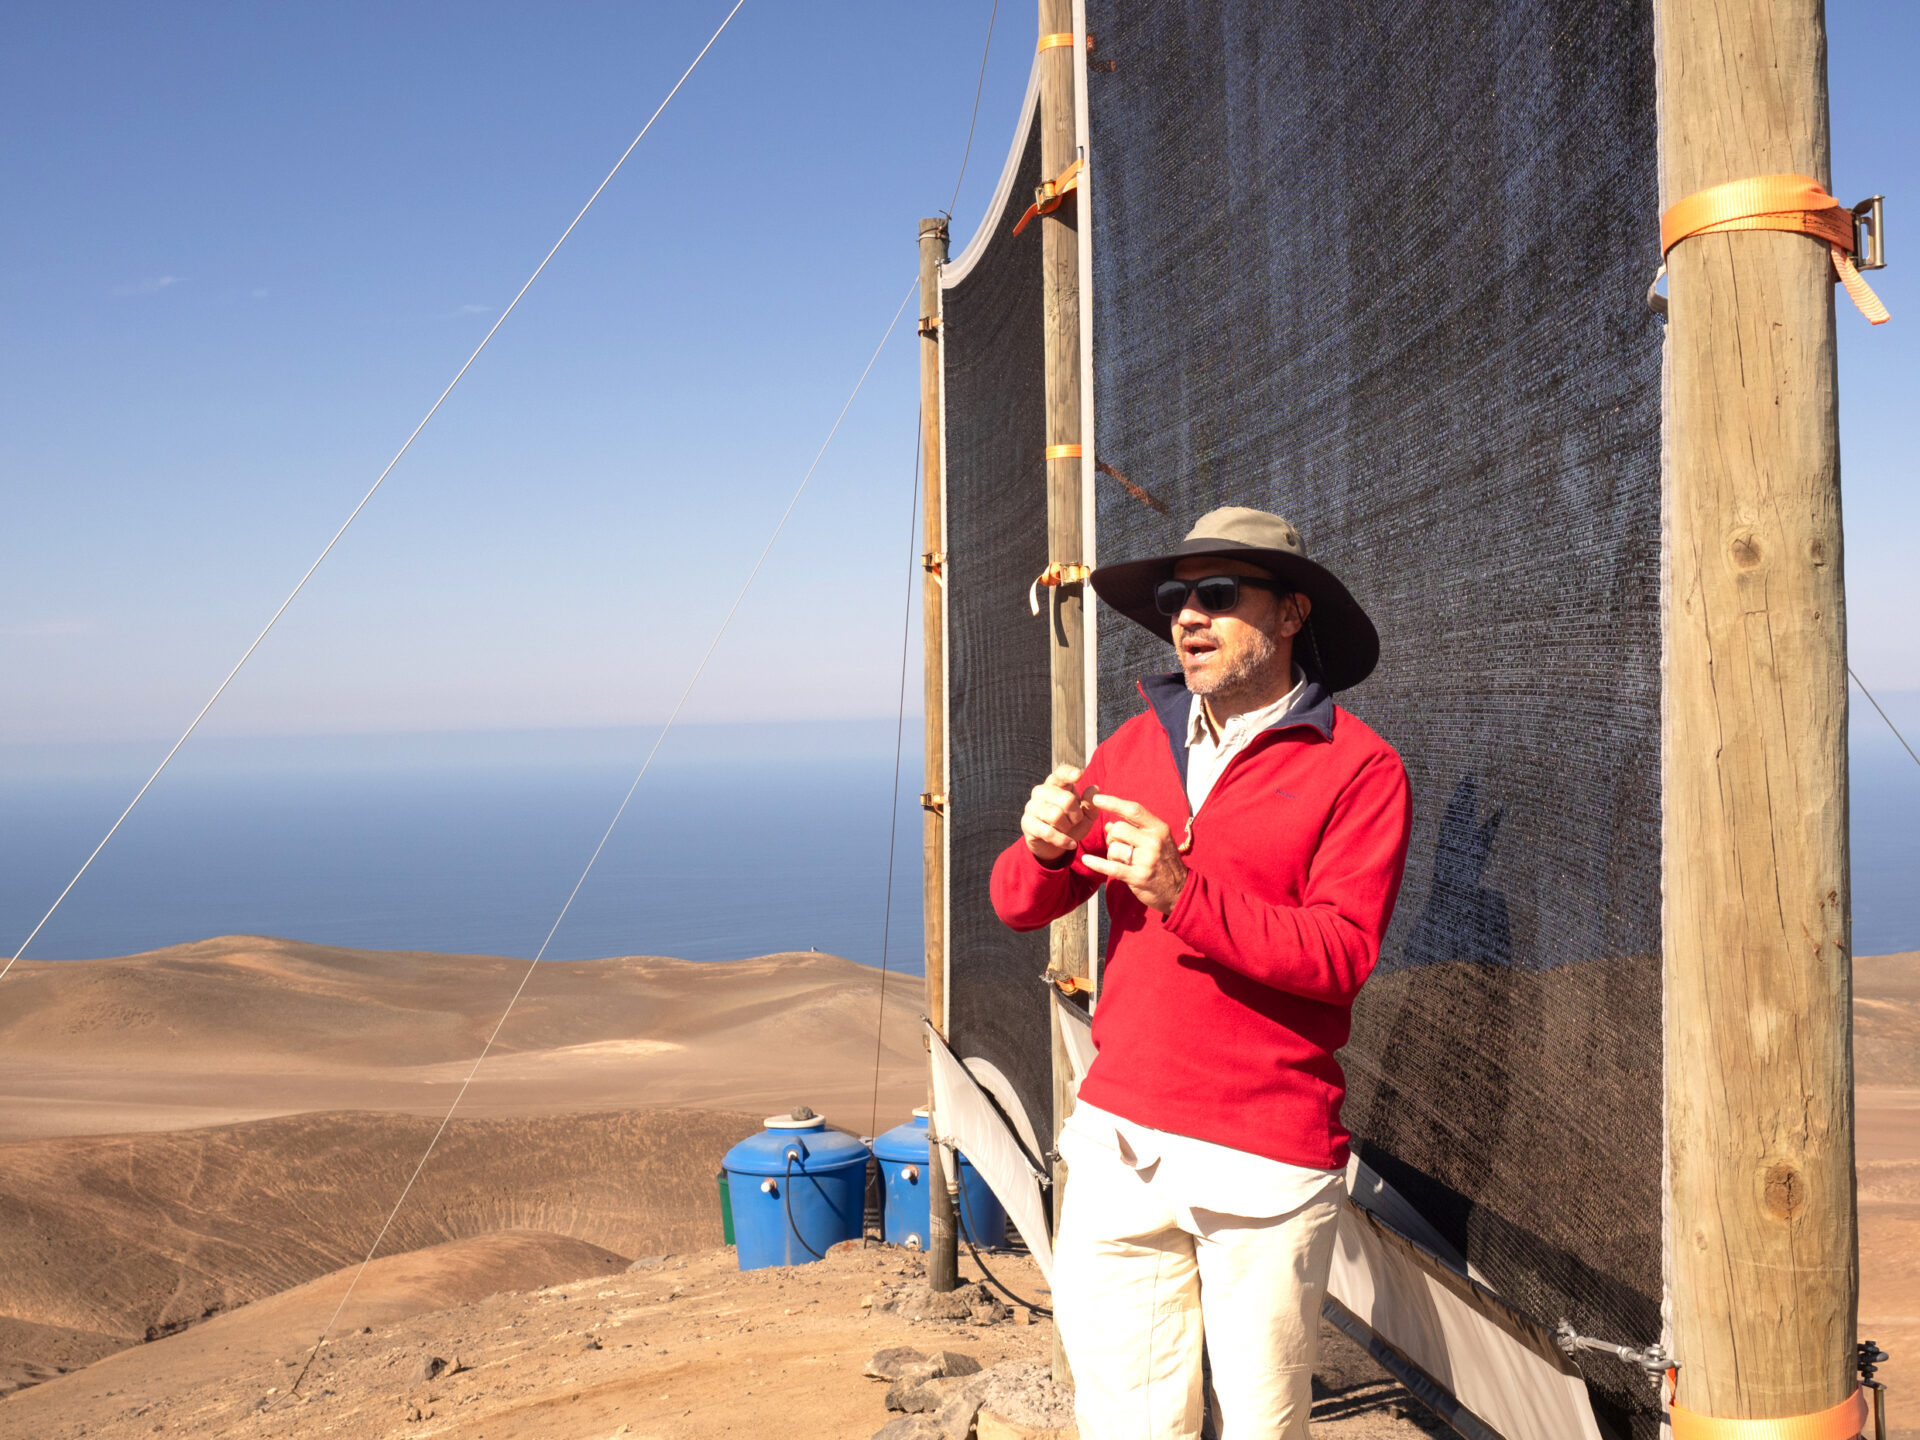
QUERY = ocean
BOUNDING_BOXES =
[0,722,932,971]
[3,717,1915,967]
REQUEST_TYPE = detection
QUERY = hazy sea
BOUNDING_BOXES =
[3,716,1916,967]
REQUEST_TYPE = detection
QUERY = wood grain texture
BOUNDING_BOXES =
[1038,0,1084,1384]
[920,215,960,1294]
[1658,0,1856,1419]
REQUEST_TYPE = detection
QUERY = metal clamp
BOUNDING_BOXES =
[1554,1320,1673,1378]
[921,550,946,575]
[1860,1341,1890,1440]
[920,791,947,815]
[1852,195,1887,271]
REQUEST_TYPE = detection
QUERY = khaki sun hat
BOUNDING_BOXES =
[1088,506,1381,691]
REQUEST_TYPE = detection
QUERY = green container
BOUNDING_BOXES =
[716,1168,736,1245]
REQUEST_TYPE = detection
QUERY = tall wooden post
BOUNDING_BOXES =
[1659,0,1856,1423]
[1037,0,1085,1385]
[919,215,960,1295]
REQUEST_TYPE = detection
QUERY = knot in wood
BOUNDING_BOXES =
[1728,528,1764,570]
[1763,1160,1807,1220]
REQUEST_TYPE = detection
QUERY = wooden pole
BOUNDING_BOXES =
[1659,0,1856,1422]
[1037,0,1085,1386]
[918,214,960,1296]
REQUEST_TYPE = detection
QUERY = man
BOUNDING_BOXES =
[990,506,1411,1440]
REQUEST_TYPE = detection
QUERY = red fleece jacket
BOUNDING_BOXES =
[990,672,1411,1170]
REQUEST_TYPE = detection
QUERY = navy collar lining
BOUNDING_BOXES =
[1137,670,1335,789]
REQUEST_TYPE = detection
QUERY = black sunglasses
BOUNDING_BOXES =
[1154,574,1281,617]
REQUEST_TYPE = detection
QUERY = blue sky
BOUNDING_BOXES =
[2,2,1914,749]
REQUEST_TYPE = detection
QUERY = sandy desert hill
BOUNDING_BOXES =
[0,935,930,1403]
[0,1108,754,1397]
[0,935,928,1139]
[1854,950,1919,1418]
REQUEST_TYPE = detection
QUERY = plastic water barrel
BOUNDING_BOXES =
[722,1113,869,1270]
[715,1169,735,1246]
[872,1109,1007,1251]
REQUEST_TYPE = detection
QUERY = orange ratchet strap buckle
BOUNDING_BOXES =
[1028,561,1091,616]
[1659,173,1889,324]
[1012,158,1083,236]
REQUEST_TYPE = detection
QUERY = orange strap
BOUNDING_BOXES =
[1028,561,1091,615]
[1037,32,1075,51]
[1666,1372,1870,1440]
[1012,158,1084,236]
[1045,443,1083,460]
[1661,173,1888,325]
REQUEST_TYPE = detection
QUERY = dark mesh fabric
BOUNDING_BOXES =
[939,111,1055,1144]
[1083,4,1664,1435]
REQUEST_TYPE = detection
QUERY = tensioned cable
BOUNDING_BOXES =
[1,0,748,983]
[869,407,923,1142]
[288,277,919,1398]
[944,0,1001,219]
[1851,665,1920,771]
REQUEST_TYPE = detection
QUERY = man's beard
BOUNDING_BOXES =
[1182,624,1278,702]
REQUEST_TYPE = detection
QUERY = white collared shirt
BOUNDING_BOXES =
[1064,664,1342,1218]
[1064,1100,1345,1218]
[1184,664,1308,813]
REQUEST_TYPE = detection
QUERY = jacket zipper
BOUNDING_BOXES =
[1142,685,1288,857]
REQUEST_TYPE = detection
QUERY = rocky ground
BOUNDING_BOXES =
[0,1238,1446,1440]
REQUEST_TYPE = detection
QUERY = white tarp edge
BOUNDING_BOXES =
[961,1055,1047,1165]
[1053,989,1097,1090]
[1328,1190,1604,1440]
[927,1022,1055,1280]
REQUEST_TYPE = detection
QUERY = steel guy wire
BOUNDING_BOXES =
[1851,666,1920,771]
[3,0,748,981]
[287,276,919,1397]
[869,403,923,1143]
[944,0,1001,220]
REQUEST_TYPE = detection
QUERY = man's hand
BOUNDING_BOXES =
[1082,794,1188,914]
[1021,764,1098,863]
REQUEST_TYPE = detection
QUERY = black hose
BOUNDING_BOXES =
[954,1165,1052,1318]
[781,1150,827,1262]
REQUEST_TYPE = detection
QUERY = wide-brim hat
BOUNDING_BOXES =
[1089,505,1380,691]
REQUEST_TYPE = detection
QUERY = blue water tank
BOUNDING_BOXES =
[722,1113,869,1271]
[872,1109,1007,1251]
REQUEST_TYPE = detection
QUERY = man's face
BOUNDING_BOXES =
[1170,556,1306,698]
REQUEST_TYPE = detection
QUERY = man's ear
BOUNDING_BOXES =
[1274,590,1311,639]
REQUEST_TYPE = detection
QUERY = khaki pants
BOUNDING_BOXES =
[1053,1128,1343,1440]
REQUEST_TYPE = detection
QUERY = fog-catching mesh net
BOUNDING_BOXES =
[1083,2,1664,1434]
[942,3,1665,1432]
[939,102,1056,1145]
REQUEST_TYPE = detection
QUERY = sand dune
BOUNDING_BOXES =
[0,935,931,1404]
[0,935,927,1139]
[0,1107,755,1392]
